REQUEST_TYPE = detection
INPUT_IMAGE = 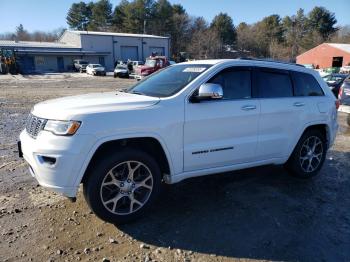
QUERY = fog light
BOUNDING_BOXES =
[38,155,57,166]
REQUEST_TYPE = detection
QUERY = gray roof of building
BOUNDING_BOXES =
[0,40,77,48]
[327,43,350,54]
[15,49,110,55]
[67,30,170,39]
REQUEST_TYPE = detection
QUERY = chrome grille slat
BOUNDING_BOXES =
[25,114,47,139]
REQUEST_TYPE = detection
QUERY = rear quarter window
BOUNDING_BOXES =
[291,71,324,96]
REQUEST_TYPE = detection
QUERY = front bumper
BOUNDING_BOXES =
[114,71,129,77]
[93,71,106,76]
[19,130,95,197]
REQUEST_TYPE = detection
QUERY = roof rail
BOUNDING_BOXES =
[237,57,305,67]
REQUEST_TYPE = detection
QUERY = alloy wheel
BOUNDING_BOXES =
[100,161,153,215]
[299,136,323,173]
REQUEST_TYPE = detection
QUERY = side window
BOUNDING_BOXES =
[292,71,324,96]
[208,68,251,99]
[256,69,293,98]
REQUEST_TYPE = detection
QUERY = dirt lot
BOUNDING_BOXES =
[0,74,349,262]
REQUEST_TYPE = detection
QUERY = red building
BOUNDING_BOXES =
[296,43,350,69]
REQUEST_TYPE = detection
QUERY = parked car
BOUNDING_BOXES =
[338,75,350,105]
[324,67,340,74]
[323,73,348,97]
[132,61,144,67]
[86,64,106,76]
[340,65,350,74]
[134,56,169,79]
[18,59,338,224]
[73,59,89,73]
[114,64,129,78]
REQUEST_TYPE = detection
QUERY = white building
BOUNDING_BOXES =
[0,30,170,73]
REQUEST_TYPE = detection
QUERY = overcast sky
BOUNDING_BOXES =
[1,0,349,33]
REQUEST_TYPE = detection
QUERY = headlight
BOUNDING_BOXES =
[44,120,81,136]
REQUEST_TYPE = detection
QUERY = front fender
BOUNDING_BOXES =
[72,132,174,189]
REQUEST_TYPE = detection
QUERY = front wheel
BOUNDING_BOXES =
[83,148,161,224]
[285,129,327,178]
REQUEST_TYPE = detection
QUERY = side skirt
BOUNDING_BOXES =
[164,157,287,184]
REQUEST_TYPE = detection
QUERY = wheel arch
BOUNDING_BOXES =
[79,135,173,185]
[289,122,330,159]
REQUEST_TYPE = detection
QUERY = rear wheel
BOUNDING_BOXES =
[285,129,327,178]
[83,148,161,224]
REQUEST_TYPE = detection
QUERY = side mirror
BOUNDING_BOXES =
[197,83,223,100]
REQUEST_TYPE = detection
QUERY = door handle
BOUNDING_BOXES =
[293,102,305,107]
[241,105,256,111]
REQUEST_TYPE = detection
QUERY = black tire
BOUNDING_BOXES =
[114,73,117,78]
[79,68,83,73]
[285,129,327,178]
[83,148,161,224]
[347,114,350,126]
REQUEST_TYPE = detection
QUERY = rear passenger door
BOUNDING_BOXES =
[254,67,311,160]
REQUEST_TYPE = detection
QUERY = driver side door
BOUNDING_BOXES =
[183,66,260,172]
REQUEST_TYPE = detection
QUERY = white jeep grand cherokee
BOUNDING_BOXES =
[19,59,338,224]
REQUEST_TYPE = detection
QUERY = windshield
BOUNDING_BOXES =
[93,64,102,68]
[145,59,156,67]
[80,61,88,65]
[128,64,212,97]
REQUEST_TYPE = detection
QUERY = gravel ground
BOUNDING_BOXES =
[0,74,350,262]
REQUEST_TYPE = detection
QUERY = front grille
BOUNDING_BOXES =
[25,114,47,139]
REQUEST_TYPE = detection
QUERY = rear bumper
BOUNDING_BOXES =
[19,130,95,197]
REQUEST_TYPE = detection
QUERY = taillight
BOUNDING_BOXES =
[338,86,343,100]
[335,99,340,110]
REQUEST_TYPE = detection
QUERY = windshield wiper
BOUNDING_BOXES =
[116,88,128,94]
[131,91,147,96]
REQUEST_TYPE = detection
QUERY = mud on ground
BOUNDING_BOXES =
[0,74,349,262]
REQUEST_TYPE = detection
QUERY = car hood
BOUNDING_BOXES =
[32,92,160,120]
[92,67,105,71]
[139,65,153,70]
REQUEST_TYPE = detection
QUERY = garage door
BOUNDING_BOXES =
[149,47,165,56]
[121,46,138,61]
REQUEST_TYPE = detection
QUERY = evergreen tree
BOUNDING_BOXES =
[88,0,113,31]
[210,13,236,45]
[16,24,30,40]
[308,6,338,40]
[66,2,92,30]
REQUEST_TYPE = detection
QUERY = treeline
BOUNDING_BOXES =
[2,0,349,62]
[0,25,65,42]
[66,0,349,61]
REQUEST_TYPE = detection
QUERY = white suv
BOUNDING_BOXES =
[19,59,338,224]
